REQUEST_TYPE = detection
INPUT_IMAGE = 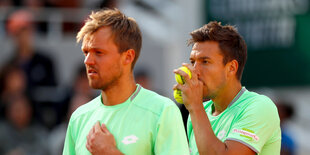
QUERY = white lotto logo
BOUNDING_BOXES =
[122,135,139,145]
[233,129,259,142]
[217,130,226,140]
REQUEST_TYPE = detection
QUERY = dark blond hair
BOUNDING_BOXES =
[77,8,142,69]
[188,21,247,80]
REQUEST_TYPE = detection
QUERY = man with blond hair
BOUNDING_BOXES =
[63,8,189,155]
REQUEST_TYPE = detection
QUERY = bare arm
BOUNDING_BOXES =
[189,105,255,155]
[174,64,255,155]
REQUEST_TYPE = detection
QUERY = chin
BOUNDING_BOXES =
[90,83,110,91]
[89,81,103,90]
[90,85,101,90]
[203,92,213,101]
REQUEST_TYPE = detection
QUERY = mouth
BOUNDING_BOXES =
[87,68,98,76]
[198,78,205,85]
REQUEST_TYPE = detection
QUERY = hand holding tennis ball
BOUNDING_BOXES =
[174,66,192,104]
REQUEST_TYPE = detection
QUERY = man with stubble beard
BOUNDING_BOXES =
[174,22,281,155]
[63,9,189,155]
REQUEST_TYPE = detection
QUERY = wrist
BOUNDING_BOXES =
[110,147,123,155]
[186,101,204,114]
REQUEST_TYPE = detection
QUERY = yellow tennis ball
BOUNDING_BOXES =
[174,66,192,104]
[174,89,183,104]
[175,66,192,84]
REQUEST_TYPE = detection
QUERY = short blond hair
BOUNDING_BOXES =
[77,8,142,69]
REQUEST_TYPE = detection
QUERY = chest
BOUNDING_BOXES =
[208,108,241,141]
[74,107,157,155]
[188,109,241,155]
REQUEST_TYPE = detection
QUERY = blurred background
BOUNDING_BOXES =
[0,0,309,154]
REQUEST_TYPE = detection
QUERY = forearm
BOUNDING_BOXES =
[189,106,227,155]
[110,148,124,155]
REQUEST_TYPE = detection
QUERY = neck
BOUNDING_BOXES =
[212,81,242,116]
[101,73,137,106]
[18,45,33,61]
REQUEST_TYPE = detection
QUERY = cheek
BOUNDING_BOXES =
[201,67,226,86]
[98,57,121,75]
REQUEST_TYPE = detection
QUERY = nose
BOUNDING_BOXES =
[84,53,95,65]
[193,63,201,77]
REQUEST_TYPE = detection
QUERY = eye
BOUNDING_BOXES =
[83,51,88,56]
[202,60,208,64]
[190,60,195,65]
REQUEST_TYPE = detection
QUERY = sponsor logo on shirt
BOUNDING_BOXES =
[217,130,226,140]
[233,128,259,142]
[122,135,139,145]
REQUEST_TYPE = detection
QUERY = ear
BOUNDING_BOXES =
[226,59,238,77]
[122,49,135,66]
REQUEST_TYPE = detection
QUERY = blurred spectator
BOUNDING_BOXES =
[277,101,296,155]
[6,9,57,101]
[72,65,94,97]
[56,65,95,123]
[48,94,90,155]
[4,9,59,130]
[0,0,12,7]
[99,0,118,9]
[46,0,82,33]
[47,0,81,8]
[82,0,118,9]
[0,94,49,155]
[24,0,48,33]
[0,65,27,119]
[48,65,92,155]
[24,0,45,8]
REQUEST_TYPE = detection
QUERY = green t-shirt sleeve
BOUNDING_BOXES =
[154,105,190,155]
[225,96,280,153]
[187,115,193,140]
[63,120,76,155]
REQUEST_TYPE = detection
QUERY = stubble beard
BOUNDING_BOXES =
[88,69,123,91]
[203,86,217,101]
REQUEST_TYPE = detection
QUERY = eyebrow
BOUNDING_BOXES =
[189,56,211,61]
[82,47,105,52]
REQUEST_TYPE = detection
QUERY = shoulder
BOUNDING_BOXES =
[237,90,279,123]
[69,95,101,122]
[132,87,179,116]
[242,91,277,114]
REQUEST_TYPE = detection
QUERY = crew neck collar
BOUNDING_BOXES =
[99,84,142,108]
[227,87,246,108]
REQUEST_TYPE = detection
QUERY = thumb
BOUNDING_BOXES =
[94,121,103,132]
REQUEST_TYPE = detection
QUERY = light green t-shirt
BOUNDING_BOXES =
[63,85,189,155]
[187,87,281,155]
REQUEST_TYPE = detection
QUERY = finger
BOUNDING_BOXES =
[87,124,95,138]
[94,121,102,133]
[86,142,92,152]
[86,134,91,151]
[173,84,178,90]
[173,68,191,84]
[174,69,191,84]
[174,83,186,91]
[86,133,90,141]
[182,63,198,81]
[182,63,193,70]
[101,123,109,133]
